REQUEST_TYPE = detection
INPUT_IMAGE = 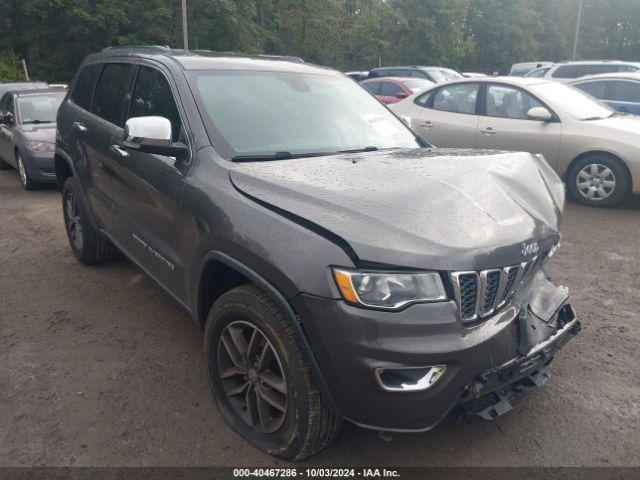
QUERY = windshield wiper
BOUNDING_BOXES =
[22,120,54,124]
[338,146,379,154]
[231,151,331,162]
[582,116,605,121]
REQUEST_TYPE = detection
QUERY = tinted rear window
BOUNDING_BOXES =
[609,81,640,102]
[92,63,133,126]
[70,64,102,111]
[552,65,582,78]
[362,81,381,95]
[574,80,608,99]
[379,82,404,96]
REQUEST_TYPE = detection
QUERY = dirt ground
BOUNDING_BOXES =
[1,168,639,467]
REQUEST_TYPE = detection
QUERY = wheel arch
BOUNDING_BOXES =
[195,250,338,413]
[54,150,75,191]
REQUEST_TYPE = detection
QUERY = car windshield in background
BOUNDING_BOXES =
[402,79,433,93]
[427,69,462,82]
[530,82,615,120]
[17,93,65,124]
[190,71,420,159]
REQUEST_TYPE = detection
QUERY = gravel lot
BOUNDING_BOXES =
[1,169,639,467]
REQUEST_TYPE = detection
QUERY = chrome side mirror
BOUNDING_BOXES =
[122,116,188,160]
[527,107,552,122]
[124,116,172,148]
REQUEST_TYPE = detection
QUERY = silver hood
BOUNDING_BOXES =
[229,148,565,270]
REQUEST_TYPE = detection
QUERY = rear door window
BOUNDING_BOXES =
[92,63,133,127]
[616,65,639,73]
[432,83,479,114]
[609,81,640,103]
[574,81,608,99]
[129,66,183,142]
[362,81,382,95]
[70,63,102,111]
[581,64,618,76]
[379,82,404,97]
[552,65,582,78]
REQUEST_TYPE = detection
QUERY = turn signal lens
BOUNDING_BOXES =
[334,269,359,303]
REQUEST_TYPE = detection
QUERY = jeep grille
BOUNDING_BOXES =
[451,255,545,323]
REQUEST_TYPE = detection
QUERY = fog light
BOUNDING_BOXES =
[375,366,445,392]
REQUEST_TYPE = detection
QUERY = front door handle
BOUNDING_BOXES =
[480,127,496,134]
[110,144,129,158]
[72,122,88,132]
[420,120,433,128]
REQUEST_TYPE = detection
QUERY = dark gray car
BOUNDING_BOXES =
[54,47,580,460]
[0,88,66,189]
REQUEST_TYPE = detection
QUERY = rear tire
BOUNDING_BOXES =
[204,284,342,460]
[62,177,119,265]
[566,154,630,207]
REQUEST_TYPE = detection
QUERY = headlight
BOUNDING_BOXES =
[333,268,447,310]
[26,141,55,152]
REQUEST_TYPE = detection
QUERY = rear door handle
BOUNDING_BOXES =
[110,144,129,157]
[480,127,496,134]
[72,122,88,132]
[420,121,433,128]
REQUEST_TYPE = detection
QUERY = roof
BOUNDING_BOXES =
[91,46,334,75]
[555,59,640,65]
[511,61,553,68]
[370,65,451,71]
[440,76,552,87]
[569,72,640,82]
[362,76,433,84]
[13,88,67,97]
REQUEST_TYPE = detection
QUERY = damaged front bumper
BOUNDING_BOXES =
[461,303,581,420]
[294,268,580,432]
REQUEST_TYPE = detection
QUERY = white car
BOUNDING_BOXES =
[539,61,640,83]
[390,76,640,207]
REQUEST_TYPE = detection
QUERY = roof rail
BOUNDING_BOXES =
[101,45,171,53]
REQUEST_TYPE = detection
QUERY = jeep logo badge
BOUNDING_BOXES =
[521,241,539,257]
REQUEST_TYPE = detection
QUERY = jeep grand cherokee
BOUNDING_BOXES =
[55,46,580,460]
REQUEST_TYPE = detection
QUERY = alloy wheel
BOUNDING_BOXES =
[217,321,288,434]
[17,155,27,187]
[576,163,616,201]
[65,192,84,250]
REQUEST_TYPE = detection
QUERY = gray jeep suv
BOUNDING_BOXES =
[55,46,580,460]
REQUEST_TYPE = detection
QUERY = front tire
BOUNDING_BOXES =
[17,153,39,190]
[62,177,119,265]
[205,284,341,460]
[567,154,630,207]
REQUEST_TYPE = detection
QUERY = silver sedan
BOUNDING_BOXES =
[390,76,640,207]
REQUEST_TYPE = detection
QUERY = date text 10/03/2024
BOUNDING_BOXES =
[233,468,401,478]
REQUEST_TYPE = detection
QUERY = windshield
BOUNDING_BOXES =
[17,93,65,124]
[427,69,462,83]
[530,82,615,120]
[525,67,550,78]
[402,79,434,93]
[190,71,420,159]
